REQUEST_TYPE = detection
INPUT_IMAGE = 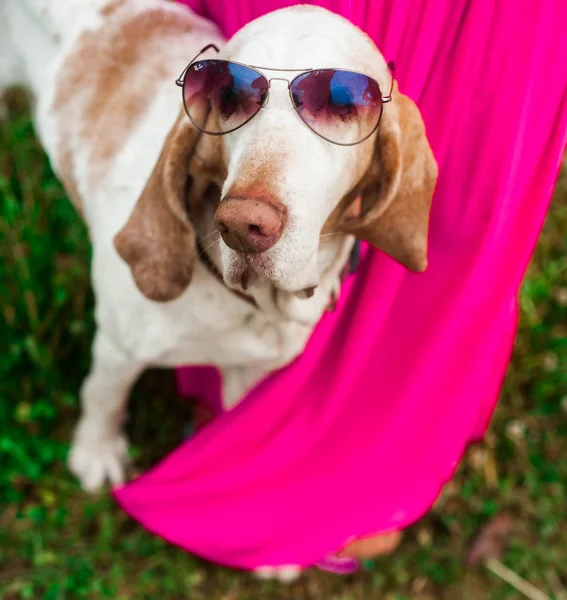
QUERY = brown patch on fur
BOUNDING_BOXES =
[225,152,287,202]
[100,0,128,17]
[113,111,200,302]
[52,4,195,210]
[323,85,438,271]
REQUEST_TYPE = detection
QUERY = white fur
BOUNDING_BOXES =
[254,565,302,583]
[1,1,389,506]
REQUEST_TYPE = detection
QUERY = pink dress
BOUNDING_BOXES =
[114,0,567,571]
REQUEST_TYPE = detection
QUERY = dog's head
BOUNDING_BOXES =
[114,6,437,302]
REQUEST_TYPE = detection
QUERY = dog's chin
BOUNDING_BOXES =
[223,251,318,295]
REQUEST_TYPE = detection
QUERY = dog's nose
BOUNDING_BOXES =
[214,196,286,253]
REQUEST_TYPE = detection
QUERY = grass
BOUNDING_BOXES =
[0,90,566,599]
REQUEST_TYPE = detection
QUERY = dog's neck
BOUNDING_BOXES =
[195,202,355,325]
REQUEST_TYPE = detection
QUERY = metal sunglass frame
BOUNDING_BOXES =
[175,43,395,147]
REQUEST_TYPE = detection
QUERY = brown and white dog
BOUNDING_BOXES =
[1,0,437,575]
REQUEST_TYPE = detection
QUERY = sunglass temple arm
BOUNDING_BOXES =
[381,60,395,103]
[175,43,221,87]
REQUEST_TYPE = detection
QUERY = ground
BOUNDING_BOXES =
[0,91,566,599]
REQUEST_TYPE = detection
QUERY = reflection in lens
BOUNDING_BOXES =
[183,60,269,134]
[291,69,382,144]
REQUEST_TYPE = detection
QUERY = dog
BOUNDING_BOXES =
[1,0,437,576]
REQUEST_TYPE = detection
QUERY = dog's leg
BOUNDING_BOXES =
[68,329,143,492]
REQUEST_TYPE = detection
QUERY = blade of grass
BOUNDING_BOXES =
[486,558,551,600]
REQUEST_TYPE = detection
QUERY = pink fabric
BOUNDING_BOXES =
[114,0,567,570]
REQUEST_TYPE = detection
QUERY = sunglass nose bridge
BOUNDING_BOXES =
[261,77,291,110]
[267,76,291,86]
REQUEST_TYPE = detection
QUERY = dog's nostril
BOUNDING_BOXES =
[217,221,229,233]
[248,224,262,236]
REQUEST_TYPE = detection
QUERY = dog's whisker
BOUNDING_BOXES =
[198,237,221,259]
[199,230,221,244]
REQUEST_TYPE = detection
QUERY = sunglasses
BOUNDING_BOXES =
[176,44,395,146]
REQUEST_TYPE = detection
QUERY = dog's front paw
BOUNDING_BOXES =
[253,566,302,584]
[68,423,129,492]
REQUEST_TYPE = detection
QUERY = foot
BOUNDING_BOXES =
[68,418,129,492]
[253,566,302,583]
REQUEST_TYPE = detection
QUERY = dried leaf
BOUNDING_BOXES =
[466,512,513,565]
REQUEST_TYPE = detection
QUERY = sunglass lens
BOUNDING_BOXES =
[183,60,268,134]
[290,69,382,145]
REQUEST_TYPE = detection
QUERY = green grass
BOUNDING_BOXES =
[1,90,566,599]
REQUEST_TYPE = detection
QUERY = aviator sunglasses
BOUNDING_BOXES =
[176,44,395,146]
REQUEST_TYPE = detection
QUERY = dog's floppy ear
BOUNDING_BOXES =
[341,86,438,271]
[114,111,215,302]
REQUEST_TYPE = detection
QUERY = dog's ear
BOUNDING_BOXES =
[114,110,222,302]
[340,86,438,271]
